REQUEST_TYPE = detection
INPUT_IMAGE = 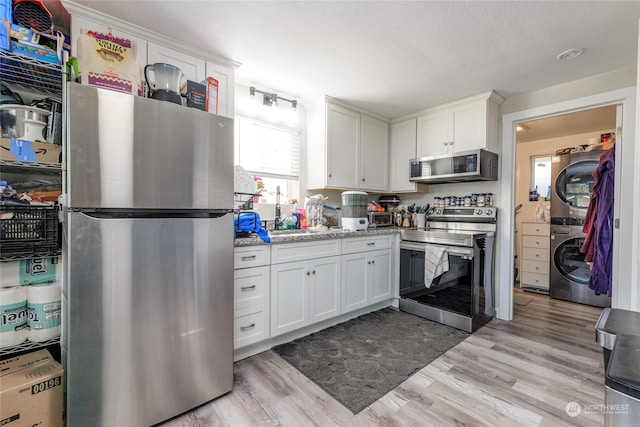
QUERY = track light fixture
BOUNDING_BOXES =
[249,86,297,110]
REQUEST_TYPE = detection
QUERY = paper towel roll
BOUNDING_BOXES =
[27,283,61,342]
[0,286,28,348]
[0,258,61,288]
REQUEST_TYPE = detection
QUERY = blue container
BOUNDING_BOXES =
[0,0,11,51]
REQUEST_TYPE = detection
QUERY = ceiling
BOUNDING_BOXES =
[64,1,639,121]
[516,105,617,143]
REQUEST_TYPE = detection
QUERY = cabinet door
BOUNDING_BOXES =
[309,256,341,323]
[270,261,308,336]
[326,103,360,188]
[417,110,449,157]
[341,252,368,313]
[360,114,389,192]
[205,61,235,119]
[147,42,206,83]
[450,101,485,153]
[390,119,418,193]
[369,250,392,304]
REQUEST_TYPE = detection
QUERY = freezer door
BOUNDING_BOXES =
[64,212,234,427]
[67,83,233,209]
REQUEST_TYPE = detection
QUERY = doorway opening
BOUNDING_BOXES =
[514,106,616,302]
[498,86,636,321]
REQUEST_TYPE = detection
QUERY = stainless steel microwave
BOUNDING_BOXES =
[409,149,498,184]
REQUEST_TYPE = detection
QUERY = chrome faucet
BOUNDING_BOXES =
[274,185,281,230]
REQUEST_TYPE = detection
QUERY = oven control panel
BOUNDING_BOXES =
[427,207,497,220]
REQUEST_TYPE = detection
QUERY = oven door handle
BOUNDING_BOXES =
[400,241,474,258]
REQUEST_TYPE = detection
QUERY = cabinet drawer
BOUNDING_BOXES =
[341,235,393,254]
[234,266,269,309]
[521,247,549,262]
[522,235,550,249]
[521,259,549,275]
[234,245,270,269]
[521,271,549,288]
[271,239,340,264]
[233,309,269,348]
[522,223,550,236]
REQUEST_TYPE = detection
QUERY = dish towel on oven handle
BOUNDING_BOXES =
[424,246,449,288]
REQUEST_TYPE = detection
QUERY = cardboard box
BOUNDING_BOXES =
[0,349,64,427]
[1,138,62,164]
[10,40,60,64]
[201,77,219,114]
[186,80,206,111]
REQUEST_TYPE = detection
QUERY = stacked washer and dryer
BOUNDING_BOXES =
[549,151,611,307]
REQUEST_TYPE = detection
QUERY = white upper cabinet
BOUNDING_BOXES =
[147,43,206,83]
[65,3,237,119]
[389,118,426,193]
[306,98,389,191]
[416,91,504,158]
[360,114,389,192]
[326,103,360,189]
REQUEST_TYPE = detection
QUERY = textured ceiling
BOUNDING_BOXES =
[66,1,639,120]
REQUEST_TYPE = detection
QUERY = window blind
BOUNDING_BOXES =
[237,116,300,178]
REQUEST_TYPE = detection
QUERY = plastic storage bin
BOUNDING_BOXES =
[0,205,60,257]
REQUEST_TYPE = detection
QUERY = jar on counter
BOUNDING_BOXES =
[477,193,485,207]
[471,194,477,206]
[486,193,493,207]
[464,195,471,207]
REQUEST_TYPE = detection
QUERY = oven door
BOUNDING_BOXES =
[400,241,478,317]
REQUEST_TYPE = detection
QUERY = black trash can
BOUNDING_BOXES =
[595,308,640,426]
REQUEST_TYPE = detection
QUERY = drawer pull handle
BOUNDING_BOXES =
[240,323,256,331]
[312,270,316,275]
[306,271,310,276]
[241,255,257,261]
[367,242,375,246]
[241,285,256,291]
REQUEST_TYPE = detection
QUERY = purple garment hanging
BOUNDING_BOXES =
[588,149,615,296]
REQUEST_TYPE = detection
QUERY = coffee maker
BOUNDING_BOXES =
[144,63,185,105]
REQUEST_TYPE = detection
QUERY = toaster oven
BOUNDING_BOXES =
[368,212,393,227]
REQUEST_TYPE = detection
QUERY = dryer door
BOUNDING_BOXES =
[553,235,590,285]
[550,150,606,220]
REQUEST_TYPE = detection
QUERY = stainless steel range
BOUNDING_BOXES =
[399,206,497,332]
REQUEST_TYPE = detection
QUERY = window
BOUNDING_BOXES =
[235,116,300,203]
[531,155,552,200]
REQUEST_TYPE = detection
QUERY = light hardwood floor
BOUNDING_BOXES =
[161,288,605,426]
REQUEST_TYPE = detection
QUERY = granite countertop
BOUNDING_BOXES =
[234,227,399,247]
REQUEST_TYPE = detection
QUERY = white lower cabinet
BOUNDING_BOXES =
[341,250,392,314]
[341,236,393,314]
[520,222,550,291]
[270,256,341,337]
[233,247,270,349]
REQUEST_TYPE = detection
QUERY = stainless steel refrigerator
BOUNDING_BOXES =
[62,84,234,426]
